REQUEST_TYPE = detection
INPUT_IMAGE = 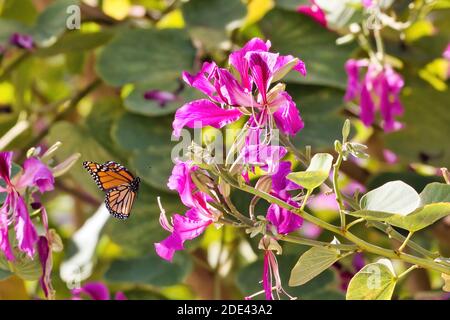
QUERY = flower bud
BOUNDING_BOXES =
[218,179,231,198]
[255,175,272,194]
[342,119,351,142]
[258,236,283,255]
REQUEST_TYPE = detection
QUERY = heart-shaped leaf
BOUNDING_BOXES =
[360,181,421,216]
[349,203,450,232]
[420,182,450,205]
[346,260,397,300]
[287,153,333,190]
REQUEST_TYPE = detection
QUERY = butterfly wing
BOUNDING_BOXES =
[83,161,135,191]
[104,183,138,220]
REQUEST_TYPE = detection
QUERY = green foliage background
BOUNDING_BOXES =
[0,0,449,300]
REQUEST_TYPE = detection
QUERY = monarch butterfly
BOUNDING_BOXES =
[83,161,140,220]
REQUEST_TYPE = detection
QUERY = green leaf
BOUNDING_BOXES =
[288,85,346,149]
[349,203,450,232]
[0,19,31,43]
[181,0,246,51]
[287,153,333,190]
[346,261,397,300]
[366,171,441,194]
[259,8,355,88]
[420,182,450,205]
[36,30,114,57]
[289,246,340,286]
[0,269,12,281]
[182,0,246,30]
[112,113,176,191]
[1,0,38,25]
[360,181,421,215]
[386,82,450,168]
[32,0,79,46]
[105,253,191,287]
[96,28,195,86]
[47,120,117,195]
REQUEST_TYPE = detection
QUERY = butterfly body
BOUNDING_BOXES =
[83,161,140,220]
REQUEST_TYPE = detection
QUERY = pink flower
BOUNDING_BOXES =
[344,59,404,132]
[173,38,305,139]
[297,0,327,27]
[0,152,55,259]
[260,161,303,235]
[71,282,127,300]
[256,237,296,300]
[155,161,219,262]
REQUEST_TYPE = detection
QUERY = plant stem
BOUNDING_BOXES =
[226,179,450,275]
[398,231,414,253]
[332,150,346,229]
[279,133,360,211]
[346,218,365,230]
[397,265,419,280]
[368,221,439,259]
[300,189,312,210]
[279,234,357,251]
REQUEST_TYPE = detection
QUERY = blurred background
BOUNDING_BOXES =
[0,0,449,300]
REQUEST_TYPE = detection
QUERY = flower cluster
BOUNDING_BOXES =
[0,150,61,299]
[344,59,404,132]
[173,38,306,140]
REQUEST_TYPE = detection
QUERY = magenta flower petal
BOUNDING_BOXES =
[144,90,177,107]
[246,51,278,103]
[297,0,327,27]
[271,161,301,194]
[443,43,450,60]
[362,0,373,8]
[182,61,219,101]
[172,99,242,138]
[274,55,307,78]
[263,251,273,300]
[155,232,183,262]
[352,253,365,271]
[9,33,34,50]
[344,59,361,101]
[114,292,127,300]
[172,210,212,241]
[241,145,287,174]
[0,199,14,261]
[155,210,212,262]
[267,203,302,234]
[360,81,375,127]
[272,92,304,136]
[167,161,197,207]
[72,282,111,300]
[37,236,54,299]
[14,192,38,258]
[214,68,255,106]
[16,157,54,193]
[0,151,13,184]
[229,38,271,90]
